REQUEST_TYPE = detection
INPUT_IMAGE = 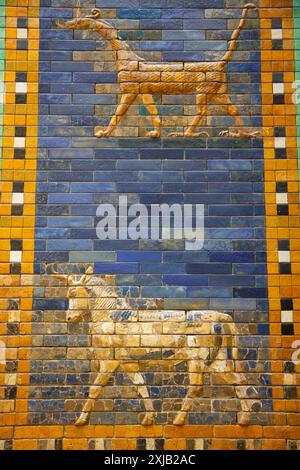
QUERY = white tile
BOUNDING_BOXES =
[271,29,283,40]
[281,310,293,323]
[9,251,22,263]
[278,251,290,263]
[276,193,288,204]
[273,82,284,95]
[16,82,27,93]
[14,137,26,148]
[12,193,24,204]
[17,28,28,39]
[274,137,286,148]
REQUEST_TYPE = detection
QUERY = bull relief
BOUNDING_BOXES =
[57,3,261,139]
[51,265,261,428]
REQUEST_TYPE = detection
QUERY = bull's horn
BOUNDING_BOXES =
[71,265,93,285]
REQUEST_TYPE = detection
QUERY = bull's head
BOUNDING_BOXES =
[56,3,113,33]
[51,265,94,323]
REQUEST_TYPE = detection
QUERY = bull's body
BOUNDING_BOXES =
[51,270,260,427]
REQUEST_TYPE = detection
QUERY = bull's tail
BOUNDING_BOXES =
[221,3,258,66]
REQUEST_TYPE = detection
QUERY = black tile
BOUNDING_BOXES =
[10,263,21,274]
[277,204,289,216]
[273,94,285,104]
[136,439,146,450]
[55,439,63,451]
[5,386,17,399]
[155,439,164,450]
[278,239,290,251]
[16,72,27,82]
[14,148,25,159]
[274,127,286,137]
[281,324,294,335]
[276,181,288,193]
[17,39,28,50]
[279,263,291,275]
[11,239,22,251]
[281,298,293,310]
[4,440,13,451]
[7,323,20,335]
[17,18,28,28]
[11,205,24,216]
[5,360,18,373]
[284,361,295,373]
[273,72,284,83]
[272,39,283,50]
[15,126,26,137]
[284,386,297,399]
[272,18,282,29]
[275,148,287,159]
[13,182,24,193]
[16,93,27,104]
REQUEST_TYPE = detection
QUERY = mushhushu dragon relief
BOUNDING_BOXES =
[57,3,261,139]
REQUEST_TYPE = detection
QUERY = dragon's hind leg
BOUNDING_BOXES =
[142,93,161,138]
[168,94,209,138]
[214,94,261,138]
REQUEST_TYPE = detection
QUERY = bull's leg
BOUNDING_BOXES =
[95,93,137,138]
[141,94,161,138]
[235,379,261,426]
[168,94,209,138]
[215,94,261,138]
[127,371,156,426]
[75,360,120,426]
[173,360,202,426]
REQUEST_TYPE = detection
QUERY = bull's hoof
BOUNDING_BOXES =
[141,412,155,426]
[75,413,89,426]
[173,412,186,426]
[146,130,160,138]
[237,412,251,426]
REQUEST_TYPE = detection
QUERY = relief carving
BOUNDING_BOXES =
[51,265,261,427]
[57,4,261,139]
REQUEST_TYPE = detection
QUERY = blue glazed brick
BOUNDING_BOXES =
[32,299,68,310]
[94,263,139,274]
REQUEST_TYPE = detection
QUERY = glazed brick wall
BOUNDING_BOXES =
[35,0,268,313]
[1,0,300,452]
[26,0,272,431]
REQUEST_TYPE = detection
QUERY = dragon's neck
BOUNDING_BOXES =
[90,19,143,62]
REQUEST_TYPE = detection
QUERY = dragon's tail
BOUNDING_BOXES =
[221,3,257,65]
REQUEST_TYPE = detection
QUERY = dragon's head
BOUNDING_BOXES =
[57,8,112,31]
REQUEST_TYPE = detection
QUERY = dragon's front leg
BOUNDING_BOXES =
[95,93,137,138]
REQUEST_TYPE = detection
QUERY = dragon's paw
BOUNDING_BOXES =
[95,127,111,138]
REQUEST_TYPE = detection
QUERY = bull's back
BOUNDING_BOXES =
[91,310,234,362]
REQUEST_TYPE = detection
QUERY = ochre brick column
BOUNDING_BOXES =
[0,0,39,446]
[260,0,300,448]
